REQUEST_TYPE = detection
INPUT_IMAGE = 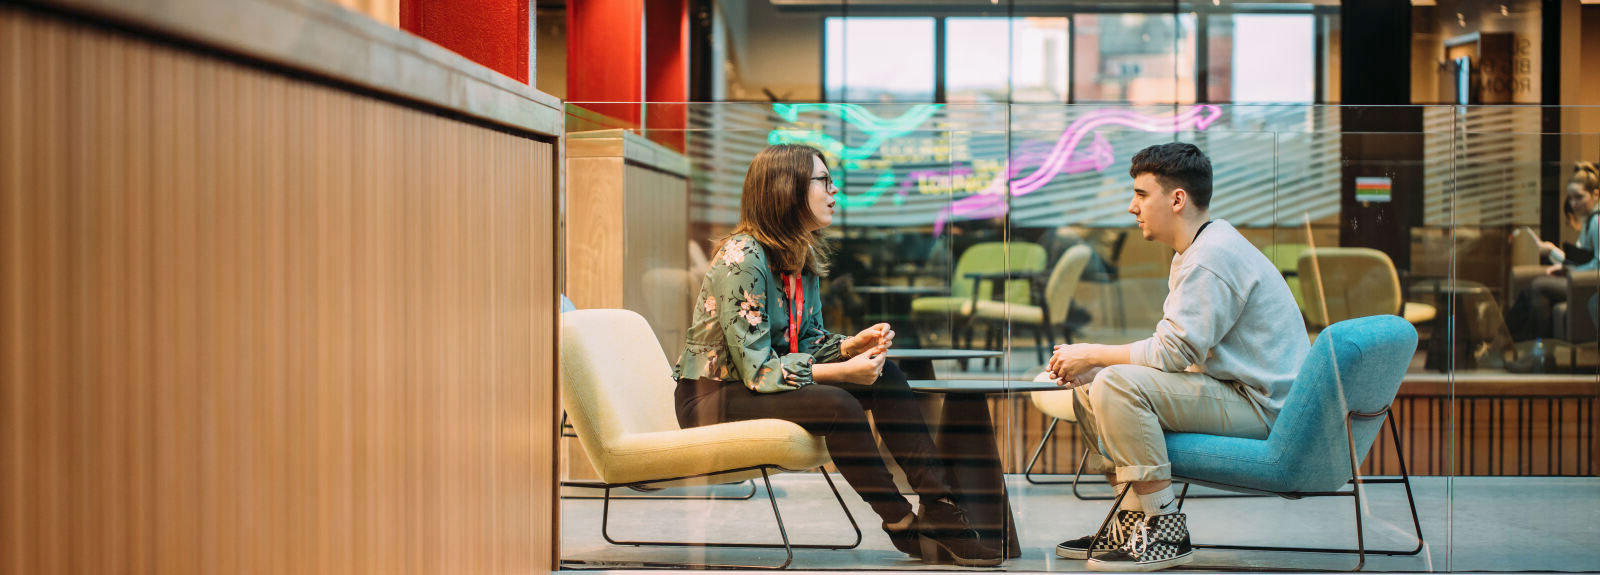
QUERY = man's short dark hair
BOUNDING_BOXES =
[1129,142,1213,209]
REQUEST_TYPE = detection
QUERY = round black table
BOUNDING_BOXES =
[884,348,1001,381]
[907,379,1062,394]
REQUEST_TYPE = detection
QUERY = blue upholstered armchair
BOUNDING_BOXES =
[1095,315,1425,570]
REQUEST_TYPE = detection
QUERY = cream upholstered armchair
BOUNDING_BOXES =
[560,309,860,568]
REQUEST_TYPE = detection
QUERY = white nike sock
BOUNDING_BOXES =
[1138,486,1178,516]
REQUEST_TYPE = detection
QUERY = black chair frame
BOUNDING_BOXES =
[593,465,862,570]
[1083,406,1424,572]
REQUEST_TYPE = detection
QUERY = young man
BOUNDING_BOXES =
[1047,142,1309,571]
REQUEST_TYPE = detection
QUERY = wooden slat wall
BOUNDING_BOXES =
[0,7,556,575]
[993,392,1599,478]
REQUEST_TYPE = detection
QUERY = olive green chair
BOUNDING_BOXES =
[910,241,1048,353]
[1298,247,1436,327]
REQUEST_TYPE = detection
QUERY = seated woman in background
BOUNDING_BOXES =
[1527,162,1600,339]
[670,144,1002,566]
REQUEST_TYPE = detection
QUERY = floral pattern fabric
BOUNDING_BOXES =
[673,235,848,393]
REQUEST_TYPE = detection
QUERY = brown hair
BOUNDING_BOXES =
[1574,162,1600,194]
[1129,142,1213,209]
[720,144,833,276]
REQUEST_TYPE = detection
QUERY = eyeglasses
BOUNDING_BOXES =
[811,175,834,188]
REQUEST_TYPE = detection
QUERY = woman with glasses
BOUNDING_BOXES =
[671,144,1002,566]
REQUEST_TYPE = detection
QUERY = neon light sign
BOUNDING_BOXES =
[763,103,1224,232]
[935,105,1221,233]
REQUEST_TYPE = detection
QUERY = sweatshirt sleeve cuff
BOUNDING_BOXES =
[1127,338,1156,369]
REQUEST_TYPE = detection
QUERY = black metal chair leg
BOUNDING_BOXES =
[761,468,796,570]
[1385,412,1426,555]
[1071,448,1116,500]
[1022,418,1071,485]
[597,467,861,569]
[1345,414,1368,572]
[1187,408,1427,572]
[1086,485,1132,560]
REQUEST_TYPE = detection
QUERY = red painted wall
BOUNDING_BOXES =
[402,0,530,84]
[566,0,644,127]
[645,0,687,150]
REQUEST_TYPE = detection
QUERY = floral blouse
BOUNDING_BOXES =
[672,234,850,393]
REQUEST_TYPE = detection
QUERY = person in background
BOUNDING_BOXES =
[671,144,1003,566]
[1527,162,1600,339]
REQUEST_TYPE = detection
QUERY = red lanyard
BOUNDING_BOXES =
[782,273,802,354]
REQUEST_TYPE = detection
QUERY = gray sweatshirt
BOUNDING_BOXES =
[1127,220,1309,421]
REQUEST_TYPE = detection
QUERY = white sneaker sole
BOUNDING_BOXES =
[1056,547,1088,560]
[1056,546,1118,560]
[1086,551,1194,572]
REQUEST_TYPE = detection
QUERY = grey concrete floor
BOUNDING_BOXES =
[559,474,1600,572]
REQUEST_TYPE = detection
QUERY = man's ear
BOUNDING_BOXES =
[1169,187,1188,213]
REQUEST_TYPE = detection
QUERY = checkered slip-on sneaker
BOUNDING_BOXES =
[1056,510,1144,559]
[1086,512,1194,572]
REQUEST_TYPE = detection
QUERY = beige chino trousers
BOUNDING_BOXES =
[1071,364,1272,483]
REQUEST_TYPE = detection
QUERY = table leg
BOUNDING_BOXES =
[891,357,1020,558]
[934,392,1022,559]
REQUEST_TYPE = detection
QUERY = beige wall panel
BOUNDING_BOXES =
[623,164,691,358]
[565,156,627,309]
[0,6,557,574]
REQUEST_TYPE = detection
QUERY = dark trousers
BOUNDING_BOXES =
[1531,274,1569,338]
[675,360,951,523]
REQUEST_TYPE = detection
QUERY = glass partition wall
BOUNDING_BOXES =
[556,102,1600,572]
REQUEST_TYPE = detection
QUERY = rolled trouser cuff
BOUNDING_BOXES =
[1114,463,1171,483]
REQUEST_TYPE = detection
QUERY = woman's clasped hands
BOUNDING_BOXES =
[838,323,895,385]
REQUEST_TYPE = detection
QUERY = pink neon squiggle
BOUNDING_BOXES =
[932,105,1221,234]
[934,134,1113,233]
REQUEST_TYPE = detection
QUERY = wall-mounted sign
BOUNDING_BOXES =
[1356,176,1393,203]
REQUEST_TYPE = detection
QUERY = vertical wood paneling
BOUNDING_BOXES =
[1006,391,1597,478]
[0,10,20,571]
[0,6,557,575]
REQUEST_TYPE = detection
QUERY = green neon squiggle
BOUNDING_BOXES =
[773,103,941,133]
[768,103,943,161]
[837,172,899,209]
